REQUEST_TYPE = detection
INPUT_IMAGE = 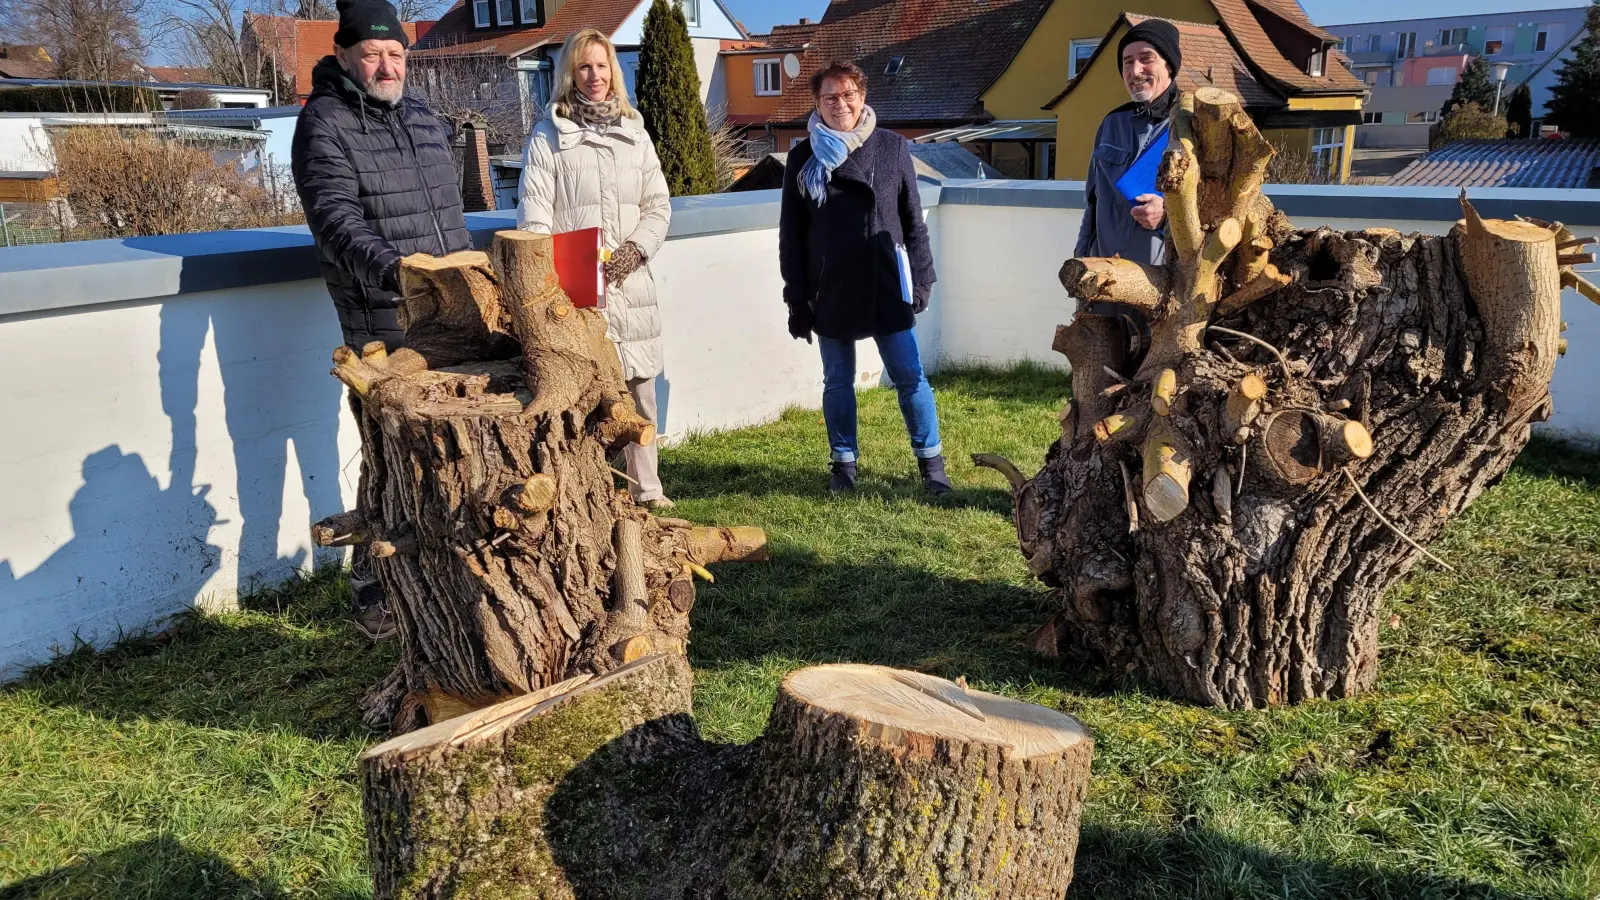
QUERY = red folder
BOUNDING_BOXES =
[552,226,608,309]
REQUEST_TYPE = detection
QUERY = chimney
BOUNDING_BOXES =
[799,17,809,24]
[461,123,494,212]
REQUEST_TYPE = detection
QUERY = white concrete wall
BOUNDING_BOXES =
[0,280,362,679]
[0,116,53,170]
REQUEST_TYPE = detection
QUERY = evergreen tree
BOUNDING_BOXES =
[1548,0,1600,136]
[1505,83,1533,138]
[1441,58,1498,118]
[634,0,718,196]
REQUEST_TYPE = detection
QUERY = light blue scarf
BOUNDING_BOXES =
[800,105,877,205]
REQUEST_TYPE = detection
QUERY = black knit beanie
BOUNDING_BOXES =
[1118,19,1181,78]
[335,0,409,48]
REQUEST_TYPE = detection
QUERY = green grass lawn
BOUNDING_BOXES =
[3,365,1598,899]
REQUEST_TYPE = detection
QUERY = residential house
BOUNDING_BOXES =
[145,66,218,84]
[765,0,1059,178]
[717,18,815,155]
[1387,136,1600,187]
[241,16,429,103]
[1045,3,1367,182]
[0,45,55,80]
[1325,7,1588,148]
[409,0,743,148]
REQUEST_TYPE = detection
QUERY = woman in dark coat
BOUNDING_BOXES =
[779,60,948,494]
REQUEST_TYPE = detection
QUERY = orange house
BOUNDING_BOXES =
[718,21,814,152]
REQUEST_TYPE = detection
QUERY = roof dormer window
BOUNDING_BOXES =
[885,55,905,76]
[473,0,489,27]
[1309,49,1324,77]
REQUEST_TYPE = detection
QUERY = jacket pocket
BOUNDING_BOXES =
[1093,142,1133,167]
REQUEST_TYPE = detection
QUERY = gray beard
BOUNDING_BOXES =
[352,72,404,105]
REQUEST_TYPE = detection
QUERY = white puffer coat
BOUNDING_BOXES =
[518,108,672,381]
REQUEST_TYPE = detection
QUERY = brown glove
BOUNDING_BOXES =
[604,241,644,286]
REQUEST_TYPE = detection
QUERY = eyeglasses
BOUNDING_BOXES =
[818,90,862,107]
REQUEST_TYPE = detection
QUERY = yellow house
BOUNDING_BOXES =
[1031,0,1367,182]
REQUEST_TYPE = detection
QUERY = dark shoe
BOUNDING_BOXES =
[829,460,858,494]
[918,455,953,495]
[352,578,396,641]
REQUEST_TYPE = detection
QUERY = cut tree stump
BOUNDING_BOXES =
[361,654,1095,900]
[985,88,1594,709]
[316,231,766,732]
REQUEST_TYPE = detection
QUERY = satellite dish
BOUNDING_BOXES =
[783,53,801,79]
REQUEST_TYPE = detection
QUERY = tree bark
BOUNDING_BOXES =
[361,655,1095,900]
[991,89,1590,709]
[317,232,764,731]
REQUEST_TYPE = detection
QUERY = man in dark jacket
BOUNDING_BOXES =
[292,0,471,353]
[1076,18,1181,268]
[291,0,470,636]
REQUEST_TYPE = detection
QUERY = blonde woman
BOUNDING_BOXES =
[519,28,674,508]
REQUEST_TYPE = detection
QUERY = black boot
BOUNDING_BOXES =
[829,460,858,494]
[918,455,953,495]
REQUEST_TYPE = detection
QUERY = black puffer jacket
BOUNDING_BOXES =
[292,56,470,350]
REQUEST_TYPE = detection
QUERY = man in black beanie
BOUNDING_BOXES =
[1073,17,1182,361]
[291,0,471,638]
[1075,17,1181,268]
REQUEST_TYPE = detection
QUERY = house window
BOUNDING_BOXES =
[496,0,513,24]
[1536,29,1549,52]
[1484,39,1503,55]
[1341,35,1354,53]
[1367,34,1381,52]
[753,58,781,95]
[1069,38,1098,79]
[1362,111,1382,124]
[1395,31,1416,59]
[1406,110,1440,124]
[1364,70,1380,85]
[520,0,537,24]
[1484,25,1511,56]
[884,55,905,76]
[1392,69,1404,87]
[1308,50,1325,77]
[790,135,806,150]
[1311,127,1343,177]
[680,0,698,26]
[473,0,489,27]
[1438,27,1468,47]
[1426,66,1455,85]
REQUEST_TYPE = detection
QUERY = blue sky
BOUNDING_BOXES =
[720,0,1586,34]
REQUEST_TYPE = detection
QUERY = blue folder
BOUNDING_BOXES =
[1113,128,1170,205]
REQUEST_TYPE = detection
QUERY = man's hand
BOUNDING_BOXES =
[605,241,644,286]
[1132,193,1165,231]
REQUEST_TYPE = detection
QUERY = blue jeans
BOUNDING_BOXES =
[818,329,942,464]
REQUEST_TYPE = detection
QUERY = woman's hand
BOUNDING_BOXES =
[605,241,644,286]
[912,284,931,314]
[787,301,815,344]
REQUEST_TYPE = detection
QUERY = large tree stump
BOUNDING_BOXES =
[361,654,1094,900]
[982,87,1595,709]
[317,232,766,731]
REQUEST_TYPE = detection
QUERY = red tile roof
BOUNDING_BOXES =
[0,44,55,80]
[412,0,639,59]
[1244,0,1336,43]
[768,0,1054,127]
[1209,0,1363,94]
[1047,14,1277,110]
[753,22,817,48]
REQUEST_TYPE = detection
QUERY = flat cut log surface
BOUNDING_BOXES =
[361,660,1095,900]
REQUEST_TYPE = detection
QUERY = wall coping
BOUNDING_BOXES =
[3,180,1597,319]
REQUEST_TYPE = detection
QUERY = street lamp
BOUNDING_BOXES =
[1492,61,1513,116]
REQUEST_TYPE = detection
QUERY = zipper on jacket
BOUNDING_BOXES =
[398,114,448,256]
